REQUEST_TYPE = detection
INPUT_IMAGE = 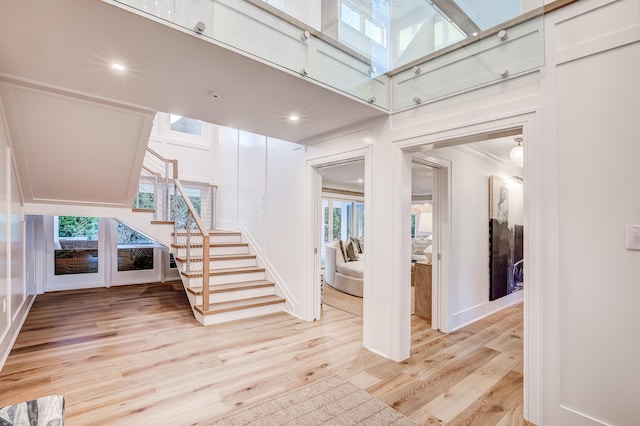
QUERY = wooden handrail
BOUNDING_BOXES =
[141,165,161,177]
[146,147,179,179]
[174,179,210,311]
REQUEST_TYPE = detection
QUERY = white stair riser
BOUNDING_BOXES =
[173,234,242,244]
[187,286,275,306]
[193,302,285,325]
[173,245,249,257]
[181,271,266,287]
[175,257,257,272]
[210,271,265,285]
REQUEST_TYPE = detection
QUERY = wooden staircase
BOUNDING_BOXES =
[171,229,286,325]
[133,147,285,325]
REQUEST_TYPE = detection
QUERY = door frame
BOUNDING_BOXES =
[304,146,372,323]
[410,155,451,332]
[392,111,542,422]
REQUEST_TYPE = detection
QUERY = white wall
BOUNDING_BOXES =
[216,127,306,317]
[0,95,33,372]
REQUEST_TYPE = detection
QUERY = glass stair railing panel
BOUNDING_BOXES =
[391,7,544,110]
[390,0,542,70]
[112,0,390,110]
[307,37,391,110]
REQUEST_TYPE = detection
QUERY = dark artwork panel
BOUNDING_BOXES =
[488,175,524,301]
[489,219,510,301]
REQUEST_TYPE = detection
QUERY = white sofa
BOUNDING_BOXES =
[325,240,364,297]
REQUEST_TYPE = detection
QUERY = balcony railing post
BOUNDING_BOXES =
[202,232,210,312]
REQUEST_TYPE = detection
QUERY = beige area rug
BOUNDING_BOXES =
[209,376,415,425]
[322,283,363,317]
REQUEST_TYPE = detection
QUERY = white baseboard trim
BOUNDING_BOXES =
[215,220,240,232]
[451,290,524,331]
[0,294,36,373]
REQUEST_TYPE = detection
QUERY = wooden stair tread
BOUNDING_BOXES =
[132,208,155,213]
[182,266,265,278]
[187,280,275,295]
[151,220,174,225]
[171,242,248,249]
[175,254,256,262]
[194,295,285,315]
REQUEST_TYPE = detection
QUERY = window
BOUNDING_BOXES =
[54,216,100,275]
[340,1,387,47]
[364,18,384,46]
[341,3,360,31]
[433,19,465,51]
[321,197,364,266]
[398,23,424,54]
[117,222,155,272]
[411,213,417,238]
[169,114,202,136]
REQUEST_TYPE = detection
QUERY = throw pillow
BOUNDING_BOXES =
[346,239,359,261]
[350,236,362,254]
[337,240,349,263]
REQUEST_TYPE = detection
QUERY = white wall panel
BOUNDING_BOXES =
[0,95,31,372]
[555,41,640,426]
[10,162,24,321]
[238,131,266,248]
[216,126,240,230]
[0,127,8,343]
[265,138,305,309]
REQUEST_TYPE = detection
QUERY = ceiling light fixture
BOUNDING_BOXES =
[510,137,524,164]
[289,115,300,122]
[111,63,125,71]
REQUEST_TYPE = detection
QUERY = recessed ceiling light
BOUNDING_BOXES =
[111,63,125,71]
[289,115,300,121]
[357,179,363,183]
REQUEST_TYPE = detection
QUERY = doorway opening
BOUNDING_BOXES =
[317,159,365,318]
[404,128,525,336]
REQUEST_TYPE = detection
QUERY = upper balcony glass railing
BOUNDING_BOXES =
[112,0,544,113]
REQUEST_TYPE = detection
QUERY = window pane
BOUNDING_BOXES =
[55,216,99,275]
[169,114,202,136]
[365,18,384,45]
[356,202,365,237]
[117,222,155,272]
[341,3,360,31]
[332,207,342,240]
[118,248,154,271]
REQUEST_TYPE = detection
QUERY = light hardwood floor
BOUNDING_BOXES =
[0,282,528,425]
